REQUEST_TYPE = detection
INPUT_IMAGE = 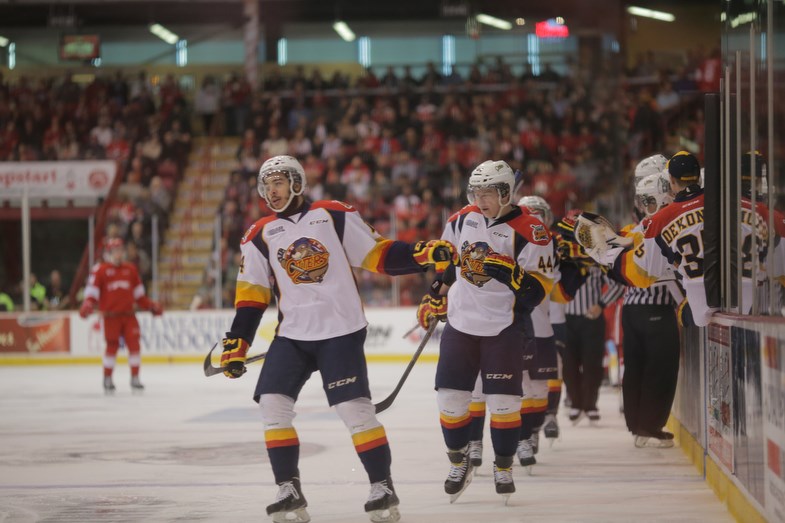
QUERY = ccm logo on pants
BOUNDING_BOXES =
[328,376,358,389]
[485,373,513,380]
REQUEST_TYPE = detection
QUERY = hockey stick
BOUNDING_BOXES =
[374,320,438,413]
[402,323,420,339]
[203,342,267,377]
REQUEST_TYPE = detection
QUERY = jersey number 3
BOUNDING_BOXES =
[675,233,704,279]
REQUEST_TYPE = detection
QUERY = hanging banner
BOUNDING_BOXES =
[0,160,117,201]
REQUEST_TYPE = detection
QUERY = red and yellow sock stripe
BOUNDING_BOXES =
[352,426,389,453]
[469,401,486,418]
[520,398,548,415]
[265,427,299,449]
[440,412,472,430]
[490,412,522,430]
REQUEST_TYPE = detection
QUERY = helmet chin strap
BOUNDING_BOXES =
[494,197,513,220]
[265,190,296,213]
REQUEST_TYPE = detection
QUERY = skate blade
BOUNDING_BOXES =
[131,388,144,395]
[368,506,400,522]
[271,508,310,523]
[448,474,473,504]
[500,493,512,505]
[635,437,674,449]
[548,439,556,448]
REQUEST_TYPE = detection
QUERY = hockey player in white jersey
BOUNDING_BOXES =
[221,155,457,523]
[463,195,559,473]
[416,160,554,503]
[577,151,714,327]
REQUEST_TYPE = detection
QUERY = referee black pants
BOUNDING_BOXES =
[621,304,680,435]
[563,314,605,412]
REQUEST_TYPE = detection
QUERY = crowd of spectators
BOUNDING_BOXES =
[0,70,191,307]
[211,52,710,307]
[0,46,713,310]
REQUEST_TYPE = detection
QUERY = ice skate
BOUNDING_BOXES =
[587,410,600,426]
[103,376,116,395]
[444,447,473,503]
[266,477,310,523]
[529,431,540,455]
[130,376,145,394]
[543,414,560,446]
[364,477,400,522]
[568,408,584,426]
[634,429,675,449]
[467,440,483,468]
[516,439,536,473]
[493,457,515,505]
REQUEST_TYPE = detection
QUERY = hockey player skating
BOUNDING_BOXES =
[417,160,554,503]
[221,155,457,523]
[620,170,681,448]
[79,237,163,394]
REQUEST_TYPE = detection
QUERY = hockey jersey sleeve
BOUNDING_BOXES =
[228,232,273,344]
[514,229,555,309]
[83,263,103,305]
[609,220,671,288]
[341,207,425,275]
[130,265,155,310]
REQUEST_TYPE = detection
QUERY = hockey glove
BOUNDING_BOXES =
[416,292,448,329]
[79,300,95,319]
[149,301,163,316]
[482,253,525,292]
[412,240,459,273]
[220,336,250,379]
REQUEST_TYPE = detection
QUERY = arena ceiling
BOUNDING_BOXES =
[0,0,707,30]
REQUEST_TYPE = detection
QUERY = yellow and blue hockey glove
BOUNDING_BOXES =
[482,253,525,292]
[221,336,250,379]
[416,292,448,329]
[412,239,459,273]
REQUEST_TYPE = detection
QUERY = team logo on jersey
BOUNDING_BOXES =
[277,238,330,284]
[460,241,493,287]
[530,224,548,242]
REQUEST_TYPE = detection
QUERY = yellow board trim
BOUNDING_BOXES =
[668,416,767,523]
[0,353,441,366]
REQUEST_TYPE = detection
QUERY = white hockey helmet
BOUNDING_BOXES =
[633,153,668,186]
[257,155,306,212]
[467,160,516,218]
[518,195,554,226]
[634,171,673,218]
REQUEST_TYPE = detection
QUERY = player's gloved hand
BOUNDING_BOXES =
[79,300,95,319]
[413,240,459,273]
[220,336,250,379]
[482,253,525,292]
[149,301,163,316]
[416,292,448,329]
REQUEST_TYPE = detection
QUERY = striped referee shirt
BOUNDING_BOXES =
[623,284,676,306]
[566,265,625,316]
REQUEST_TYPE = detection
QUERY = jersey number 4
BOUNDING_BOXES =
[538,255,554,274]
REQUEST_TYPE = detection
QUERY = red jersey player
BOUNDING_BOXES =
[79,238,162,393]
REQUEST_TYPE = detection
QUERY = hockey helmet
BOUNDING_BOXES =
[467,160,516,218]
[103,237,125,264]
[635,172,673,218]
[633,154,668,186]
[257,155,307,212]
[518,195,554,227]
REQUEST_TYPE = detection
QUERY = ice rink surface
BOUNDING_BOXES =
[0,361,732,523]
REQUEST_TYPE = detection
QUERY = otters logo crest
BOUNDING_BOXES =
[277,237,329,284]
[530,224,548,242]
[460,241,493,287]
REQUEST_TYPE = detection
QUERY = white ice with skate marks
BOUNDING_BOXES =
[0,363,732,523]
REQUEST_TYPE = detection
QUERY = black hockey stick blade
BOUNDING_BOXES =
[374,321,438,413]
[203,342,267,377]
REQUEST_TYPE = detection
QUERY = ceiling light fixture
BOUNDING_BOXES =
[333,21,356,42]
[149,23,179,45]
[476,13,512,30]
[626,6,676,22]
